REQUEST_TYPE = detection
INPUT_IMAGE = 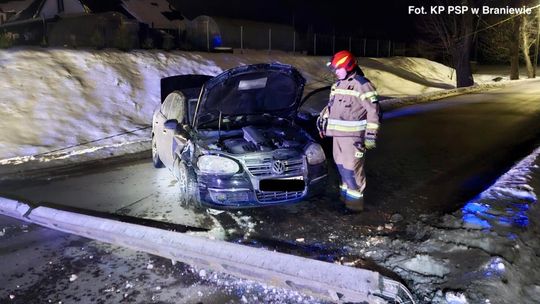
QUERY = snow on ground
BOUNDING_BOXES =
[0,47,509,167]
[359,145,540,303]
[2,47,540,302]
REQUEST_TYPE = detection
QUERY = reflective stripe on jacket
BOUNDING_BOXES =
[324,73,380,137]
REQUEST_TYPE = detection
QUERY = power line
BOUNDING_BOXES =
[460,4,540,41]
[33,125,151,158]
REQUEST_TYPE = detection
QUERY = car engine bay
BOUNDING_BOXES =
[199,124,308,154]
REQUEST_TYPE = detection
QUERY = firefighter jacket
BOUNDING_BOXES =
[324,73,380,138]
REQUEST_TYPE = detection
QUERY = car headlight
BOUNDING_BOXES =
[197,155,240,175]
[305,143,325,165]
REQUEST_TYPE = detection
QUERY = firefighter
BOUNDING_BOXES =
[317,50,380,212]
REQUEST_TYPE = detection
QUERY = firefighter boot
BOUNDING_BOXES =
[345,197,364,212]
[339,183,348,202]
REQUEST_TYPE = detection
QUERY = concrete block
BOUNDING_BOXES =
[0,196,31,221]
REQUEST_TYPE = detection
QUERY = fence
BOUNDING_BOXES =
[1,13,409,57]
[185,18,407,57]
[308,33,407,57]
[0,18,46,46]
[0,12,141,48]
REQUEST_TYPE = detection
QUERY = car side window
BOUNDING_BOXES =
[182,88,201,124]
[164,91,186,123]
[187,98,198,124]
[161,98,173,117]
[299,87,331,116]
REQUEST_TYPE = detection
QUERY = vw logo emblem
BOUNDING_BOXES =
[271,160,286,175]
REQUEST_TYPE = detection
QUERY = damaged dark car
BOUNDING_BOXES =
[152,63,328,208]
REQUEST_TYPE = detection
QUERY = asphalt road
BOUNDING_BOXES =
[2,79,540,256]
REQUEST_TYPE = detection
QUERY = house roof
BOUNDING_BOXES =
[5,0,87,22]
[0,0,33,13]
[120,0,184,29]
[8,0,42,21]
[1,0,185,29]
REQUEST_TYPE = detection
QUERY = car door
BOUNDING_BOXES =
[295,86,332,142]
[161,91,187,168]
[299,86,331,117]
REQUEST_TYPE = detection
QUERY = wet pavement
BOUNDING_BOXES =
[2,79,540,302]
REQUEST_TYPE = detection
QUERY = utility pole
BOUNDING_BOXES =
[293,31,296,54]
[268,28,272,53]
[240,25,243,54]
[363,38,366,56]
[205,20,209,52]
[314,33,317,56]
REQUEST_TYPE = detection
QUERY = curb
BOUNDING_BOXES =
[0,141,150,181]
[0,198,414,303]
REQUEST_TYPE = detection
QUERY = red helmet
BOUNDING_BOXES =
[327,50,357,72]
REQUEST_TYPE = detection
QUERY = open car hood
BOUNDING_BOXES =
[194,63,306,128]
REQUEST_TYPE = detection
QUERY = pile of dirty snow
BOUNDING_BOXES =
[0,48,500,165]
[357,145,540,303]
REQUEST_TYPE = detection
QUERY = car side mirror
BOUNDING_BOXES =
[297,110,315,121]
[164,119,179,130]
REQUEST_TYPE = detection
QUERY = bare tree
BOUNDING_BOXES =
[521,13,538,78]
[479,17,514,63]
[534,7,540,77]
[419,0,478,87]
[510,16,522,79]
[478,0,539,79]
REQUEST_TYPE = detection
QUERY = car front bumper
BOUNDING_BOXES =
[196,163,327,209]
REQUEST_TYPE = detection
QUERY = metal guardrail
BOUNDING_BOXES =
[0,197,415,303]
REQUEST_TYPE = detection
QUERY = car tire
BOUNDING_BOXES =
[174,158,202,209]
[152,135,164,168]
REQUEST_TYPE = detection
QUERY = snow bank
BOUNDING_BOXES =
[364,144,540,303]
[0,47,502,166]
[0,49,221,161]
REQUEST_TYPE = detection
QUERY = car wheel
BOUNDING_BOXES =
[152,135,164,168]
[174,158,202,208]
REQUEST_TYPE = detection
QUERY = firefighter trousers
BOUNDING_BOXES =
[333,137,366,209]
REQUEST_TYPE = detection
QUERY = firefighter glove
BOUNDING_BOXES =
[364,132,377,150]
[316,116,327,138]
[317,106,329,138]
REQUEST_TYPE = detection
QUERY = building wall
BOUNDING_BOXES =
[63,0,85,14]
[47,12,138,47]
[40,0,58,18]
[0,11,139,48]
[41,0,85,18]
[0,20,44,45]
[121,0,183,30]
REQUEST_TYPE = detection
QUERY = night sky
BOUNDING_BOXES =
[169,0,420,40]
